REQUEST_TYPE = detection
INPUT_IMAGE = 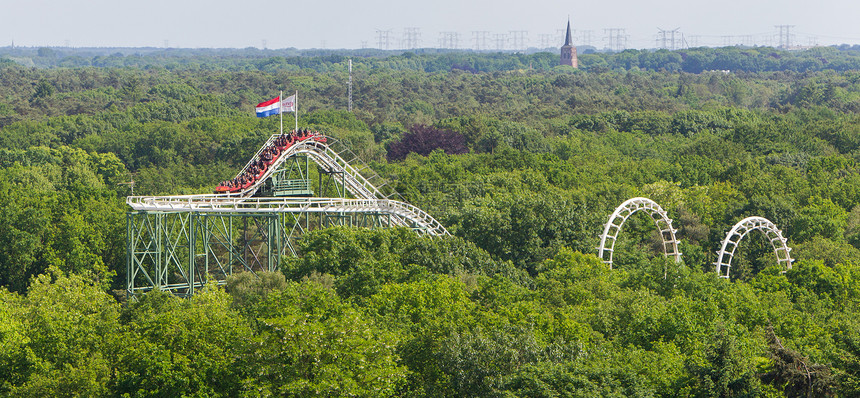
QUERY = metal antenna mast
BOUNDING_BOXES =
[348,59,353,112]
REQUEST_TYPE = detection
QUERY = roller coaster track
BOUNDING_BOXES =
[126,133,450,297]
[598,197,793,280]
[127,196,450,237]
[215,134,396,200]
[127,134,449,236]
[598,197,681,268]
[714,216,793,279]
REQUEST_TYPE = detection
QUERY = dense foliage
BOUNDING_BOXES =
[1,49,860,396]
[5,44,860,74]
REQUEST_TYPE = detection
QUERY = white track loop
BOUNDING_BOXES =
[126,196,450,236]
[714,216,792,279]
[597,197,682,269]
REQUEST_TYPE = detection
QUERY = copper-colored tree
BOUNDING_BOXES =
[387,124,468,161]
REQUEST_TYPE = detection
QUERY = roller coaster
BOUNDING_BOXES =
[126,131,794,298]
[597,198,794,279]
[126,132,448,297]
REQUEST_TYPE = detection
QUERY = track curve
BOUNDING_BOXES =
[714,216,792,279]
[597,197,682,268]
[128,134,450,236]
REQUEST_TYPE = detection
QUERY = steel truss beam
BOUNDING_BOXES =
[127,197,447,236]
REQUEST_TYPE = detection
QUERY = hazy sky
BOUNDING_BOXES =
[2,0,860,50]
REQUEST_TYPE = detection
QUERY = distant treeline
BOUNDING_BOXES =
[3,45,860,73]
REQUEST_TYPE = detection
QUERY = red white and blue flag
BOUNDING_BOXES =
[255,94,296,118]
[255,96,281,118]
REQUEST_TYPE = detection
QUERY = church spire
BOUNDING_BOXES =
[560,19,578,68]
[564,19,573,47]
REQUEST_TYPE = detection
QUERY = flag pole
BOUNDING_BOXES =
[279,90,283,135]
[294,90,298,132]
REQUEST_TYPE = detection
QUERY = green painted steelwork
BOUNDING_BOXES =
[126,209,397,298]
[263,155,314,197]
[126,134,445,299]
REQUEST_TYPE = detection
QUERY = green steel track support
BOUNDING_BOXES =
[128,210,400,299]
[126,134,449,298]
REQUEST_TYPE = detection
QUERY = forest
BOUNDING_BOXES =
[1,47,860,396]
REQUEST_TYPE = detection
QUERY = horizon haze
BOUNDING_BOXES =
[2,0,859,50]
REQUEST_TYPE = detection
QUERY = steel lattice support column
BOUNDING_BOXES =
[127,209,402,299]
[127,211,281,298]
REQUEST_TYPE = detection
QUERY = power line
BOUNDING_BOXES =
[364,26,860,52]
[439,32,460,49]
[538,33,552,49]
[493,33,507,51]
[375,29,392,50]
[775,25,795,49]
[403,27,421,49]
[656,27,681,50]
[688,35,702,47]
[509,30,528,51]
[472,31,490,51]
[603,28,627,52]
[579,30,594,47]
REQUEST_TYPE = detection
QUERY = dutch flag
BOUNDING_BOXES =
[255,96,281,118]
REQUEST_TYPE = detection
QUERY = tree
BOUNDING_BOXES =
[115,286,251,397]
[684,323,766,397]
[762,326,834,397]
[791,196,848,243]
[387,124,468,161]
[246,281,405,396]
[7,271,120,396]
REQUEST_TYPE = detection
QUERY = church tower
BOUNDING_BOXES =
[560,19,578,68]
